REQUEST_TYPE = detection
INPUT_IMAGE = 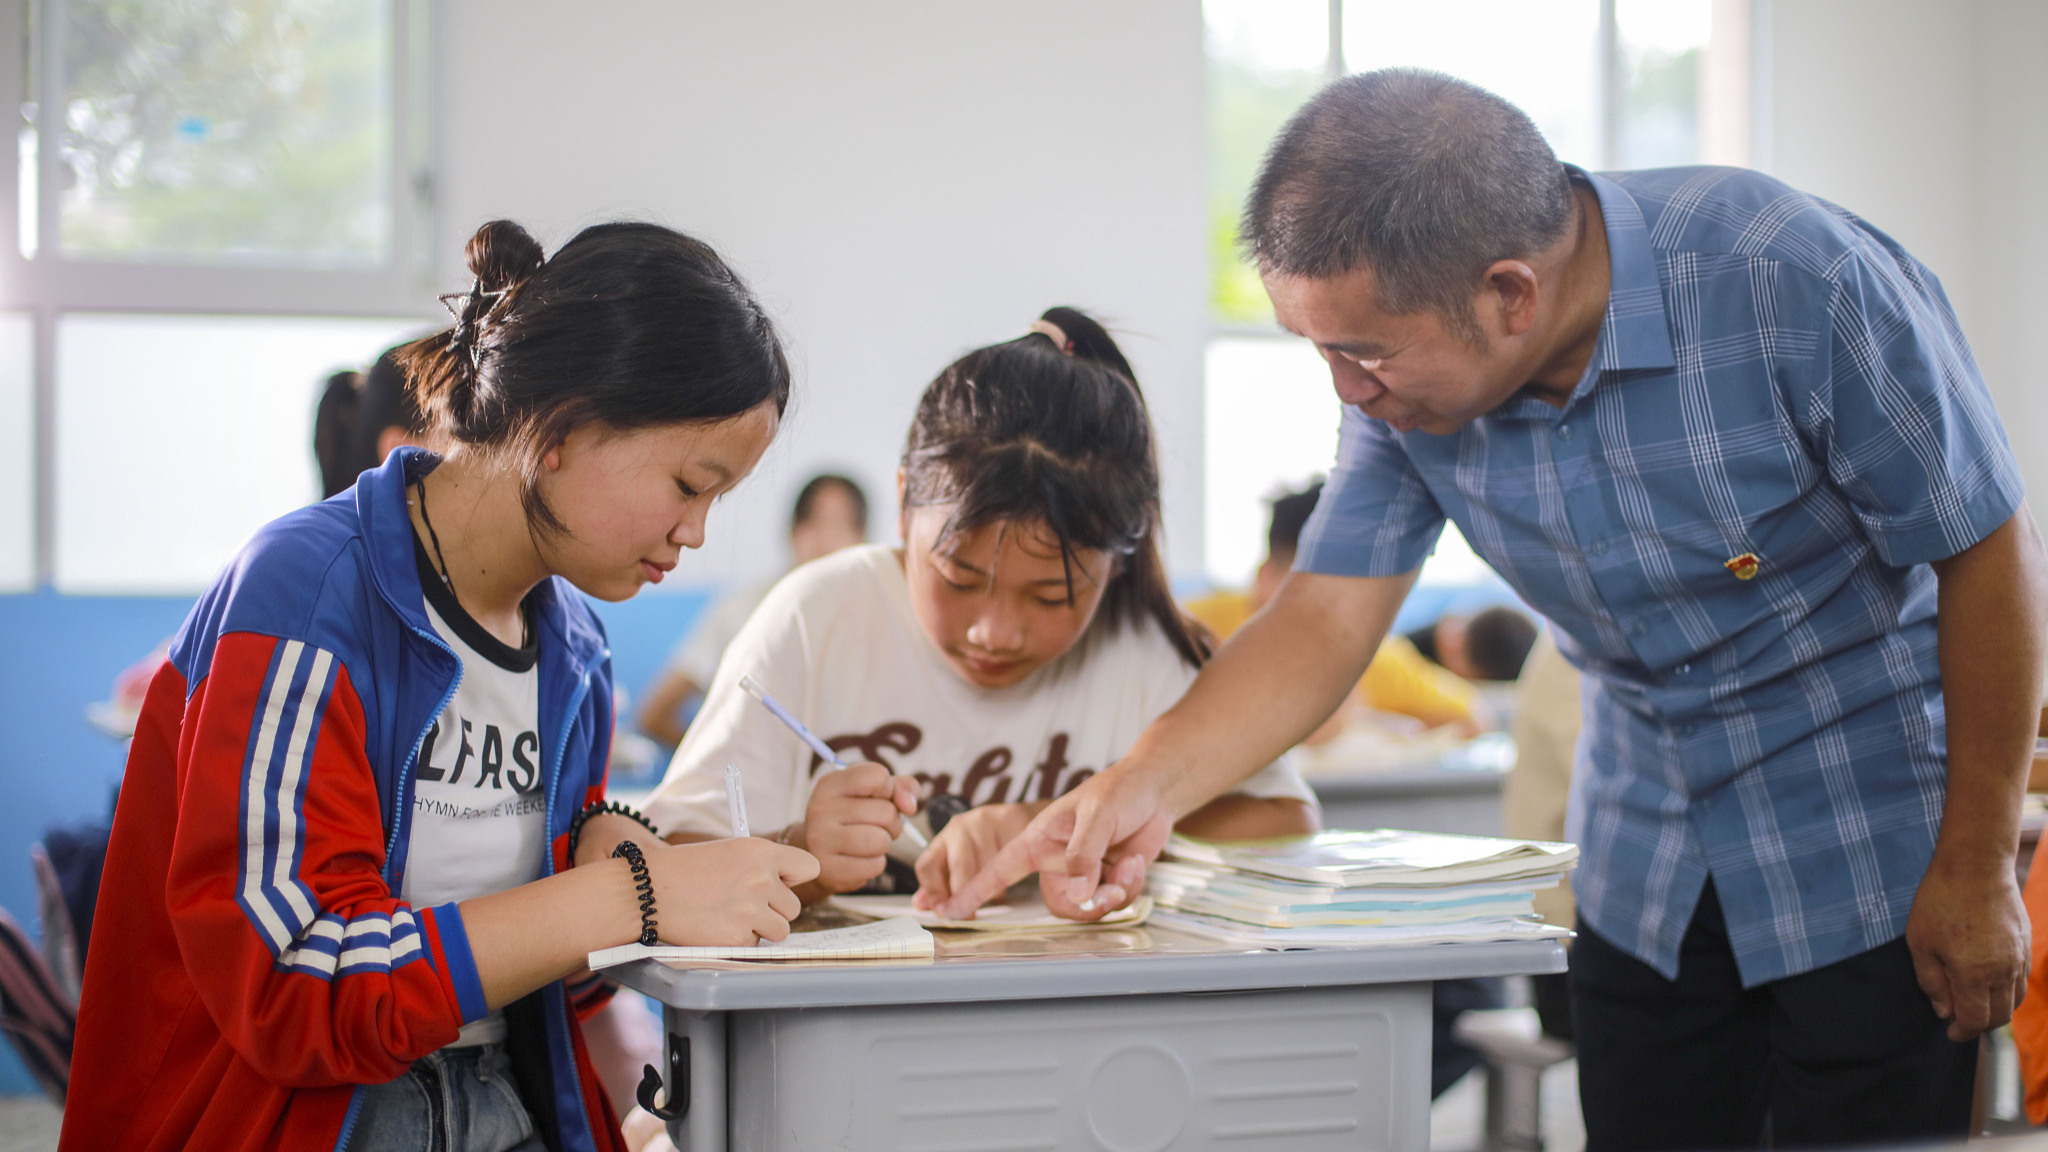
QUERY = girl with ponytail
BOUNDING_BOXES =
[63,219,820,1152]
[644,308,1318,921]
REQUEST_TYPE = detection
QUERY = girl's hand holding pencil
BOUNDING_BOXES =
[802,762,921,893]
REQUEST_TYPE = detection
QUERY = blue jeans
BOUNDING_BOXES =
[346,1044,546,1152]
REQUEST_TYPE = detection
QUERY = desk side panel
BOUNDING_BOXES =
[729,983,1431,1151]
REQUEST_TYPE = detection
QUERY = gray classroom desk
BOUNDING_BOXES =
[608,916,1565,1151]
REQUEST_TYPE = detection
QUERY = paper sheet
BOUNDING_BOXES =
[831,893,1154,932]
[587,915,934,969]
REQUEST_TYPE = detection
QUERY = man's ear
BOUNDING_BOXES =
[1482,259,1542,338]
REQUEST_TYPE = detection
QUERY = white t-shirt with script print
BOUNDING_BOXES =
[645,543,1315,839]
[402,597,547,1046]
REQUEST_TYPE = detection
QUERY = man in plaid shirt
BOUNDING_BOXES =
[944,68,2048,1148]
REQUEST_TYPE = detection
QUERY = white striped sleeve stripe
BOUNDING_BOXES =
[269,646,332,931]
[275,908,426,978]
[240,640,305,954]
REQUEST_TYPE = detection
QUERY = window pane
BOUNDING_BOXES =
[1206,0,1328,327]
[1616,0,1711,168]
[58,0,391,266]
[0,314,32,592]
[55,313,426,594]
[1204,336,1341,585]
[1344,1,1603,166]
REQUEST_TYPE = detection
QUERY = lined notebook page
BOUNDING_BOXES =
[588,915,935,969]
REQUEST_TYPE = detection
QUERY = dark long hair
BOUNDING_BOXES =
[901,307,1208,668]
[397,219,791,535]
[313,369,365,499]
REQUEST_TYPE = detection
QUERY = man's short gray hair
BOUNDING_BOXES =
[1242,68,1574,337]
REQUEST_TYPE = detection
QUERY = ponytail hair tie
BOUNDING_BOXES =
[438,278,517,369]
[1028,318,1072,354]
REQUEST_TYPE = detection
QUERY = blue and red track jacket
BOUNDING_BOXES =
[61,449,627,1152]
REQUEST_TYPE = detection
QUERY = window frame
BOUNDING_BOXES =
[0,0,440,588]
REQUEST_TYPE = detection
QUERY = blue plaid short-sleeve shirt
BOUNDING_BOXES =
[1296,166,2024,985]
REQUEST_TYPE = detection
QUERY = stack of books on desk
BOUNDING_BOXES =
[1148,829,1577,948]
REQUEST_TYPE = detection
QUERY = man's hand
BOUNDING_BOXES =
[802,762,919,894]
[1905,858,2028,1041]
[934,769,1172,921]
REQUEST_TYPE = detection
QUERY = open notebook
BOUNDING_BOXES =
[587,915,934,969]
[831,894,1153,931]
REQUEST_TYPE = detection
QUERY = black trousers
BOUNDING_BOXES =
[1572,881,1976,1151]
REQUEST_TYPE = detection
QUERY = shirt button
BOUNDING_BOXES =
[1677,663,1691,675]
[1558,424,1574,439]
[1588,540,1607,557]
[1630,620,1646,636]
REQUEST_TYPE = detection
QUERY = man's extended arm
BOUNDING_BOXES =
[1911,505,2048,1040]
[936,568,1416,919]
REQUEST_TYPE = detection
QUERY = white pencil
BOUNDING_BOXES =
[723,763,773,947]
[737,674,930,851]
[724,762,750,839]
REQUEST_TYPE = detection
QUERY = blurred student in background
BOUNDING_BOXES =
[312,346,434,500]
[1186,482,1495,737]
[1407,605,1538,685]
[636,473,869,746]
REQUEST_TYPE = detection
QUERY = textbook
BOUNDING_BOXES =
[587,915,934,968]
[1147,860,1556,908]
[1162,830,1578,888]
[831,893,1154,931]
[1152,829,1577,948]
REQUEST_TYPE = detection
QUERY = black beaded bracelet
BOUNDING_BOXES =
[568,799,660,862]
[611,840,659,947]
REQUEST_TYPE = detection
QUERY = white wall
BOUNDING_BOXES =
[1766,0,2048,502]
[433,2,1208,590]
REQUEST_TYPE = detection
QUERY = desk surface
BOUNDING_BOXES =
[612,921,1566,1012]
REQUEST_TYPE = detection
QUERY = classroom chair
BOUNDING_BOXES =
[1452,1006,1575,1152]
[0,904,74,1105]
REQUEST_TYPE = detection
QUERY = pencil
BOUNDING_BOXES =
[737,674,931,851]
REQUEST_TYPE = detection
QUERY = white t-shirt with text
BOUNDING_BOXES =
[402,595,546,1046]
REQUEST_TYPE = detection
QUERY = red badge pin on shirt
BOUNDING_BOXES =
[1725,552,1761,580]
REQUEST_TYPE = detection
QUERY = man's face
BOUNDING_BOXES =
[1265,265,1530,435]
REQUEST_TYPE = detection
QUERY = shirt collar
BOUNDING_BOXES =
[1579,166,1676,379]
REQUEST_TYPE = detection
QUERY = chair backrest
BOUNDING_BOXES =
[30,845,81,1005]
[0,904,73,1105]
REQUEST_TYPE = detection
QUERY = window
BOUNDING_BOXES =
[46,0,394,266]
[1,1,436,593]
[1201,0,1752,588]
[53,313,427,593]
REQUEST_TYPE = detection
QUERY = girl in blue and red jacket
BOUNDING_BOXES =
[61,219,820,1152]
